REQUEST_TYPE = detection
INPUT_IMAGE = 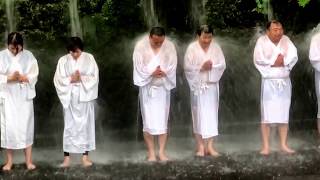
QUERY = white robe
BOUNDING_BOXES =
[184,40,226,138]
[254,35,298,124]
[309,33,320,118]
[133,36,177,135]
[0,49,38,149]
[54,52,99,153]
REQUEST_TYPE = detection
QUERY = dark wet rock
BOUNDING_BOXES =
[2,149,320,179]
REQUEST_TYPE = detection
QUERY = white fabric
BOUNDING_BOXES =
[54,52,99,153]
[184,40,226,138]
[254,35,298,124]
[0,49,38,149]
[309,33,320,118]
[133,35,177,135]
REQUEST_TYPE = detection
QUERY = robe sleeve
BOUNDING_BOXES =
[26,53,39,99]
[133,44,153,87]
[53,57,72,108]
[0,54,8,99]
[310,35,320,72]
[79,54,99,102]
[254,38,273,78]
[184,45,201,92]
[162,43,177,90]
[208,44,226,82]
[283,38,298,71]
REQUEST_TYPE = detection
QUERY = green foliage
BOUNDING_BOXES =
[255,0,269,14]
[16,0,69,40]
[206,0,263,28]
[297,0,310,7]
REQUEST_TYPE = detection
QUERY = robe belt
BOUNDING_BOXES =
[270,79,287,92]
[194,81,213,96]
[148,86,160,98]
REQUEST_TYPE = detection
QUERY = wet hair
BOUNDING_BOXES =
[266,20,282,30]
[7,32,23,47]
[196,25,213,36]
[66,36,84,52]
[149,27,166,37]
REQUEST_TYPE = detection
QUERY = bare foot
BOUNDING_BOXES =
[59,156,70,168]
[147,151,157,162]
[26,163,36,170]
[2,163,13,171]
[147,156,157,162]
[280,146,295,154]
[207,148,220,157]
[196,151,205,157]
[260,148,270,155]
[159,153,169,162]
[82,156,93,167]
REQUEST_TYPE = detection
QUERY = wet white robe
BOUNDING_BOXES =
[133,36,177,135]
[309,33,320,118]
[54,52,99,153]
[254,35,298,124]
[184,41,226,138]
[0,49,38,149]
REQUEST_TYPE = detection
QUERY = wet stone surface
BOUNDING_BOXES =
[1,149,320,180]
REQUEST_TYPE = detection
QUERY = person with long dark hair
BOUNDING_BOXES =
[133,27,177,161]
[0,32,39,170]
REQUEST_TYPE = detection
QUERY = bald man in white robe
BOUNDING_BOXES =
[309,32,320,144]
[254,20,297,155]
[133,27,177,161]
[184,25,226,157]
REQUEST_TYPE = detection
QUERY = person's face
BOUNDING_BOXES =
[267,23,284,44]
[69,48,82,60]
[149,35,165,49]
[198,32,213,49]
[8,44,23,56]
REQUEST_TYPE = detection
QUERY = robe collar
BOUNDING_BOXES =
[6,48,23,59]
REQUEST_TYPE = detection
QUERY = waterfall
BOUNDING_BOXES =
[5,0,15,33]
[191,0,207,28]
[69,0,82,38]
[141,0,158,28]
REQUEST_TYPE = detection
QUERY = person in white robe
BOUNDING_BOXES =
[0,32,38,170]
[309,32,320,144]
[133,27,177,161]
[54,37,99,167]
[184,25,226,157]
[254,20,298,155]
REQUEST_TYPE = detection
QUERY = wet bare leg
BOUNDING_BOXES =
[260,123,270,155]
[24,146,36,170]
[82,155,93,167]
[158,133,169,161]
[278,124,295,154]
[2,149,13,171]
[207,138,220,157]
[143,132,156,161]
[60,152,71,168]
[195,134,205,156]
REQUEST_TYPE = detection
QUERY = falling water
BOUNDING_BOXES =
[141,0,158,28]
[5,0,15,33]
[267,0,273,21]
[69,0,82,38]
[190,0,207,28]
